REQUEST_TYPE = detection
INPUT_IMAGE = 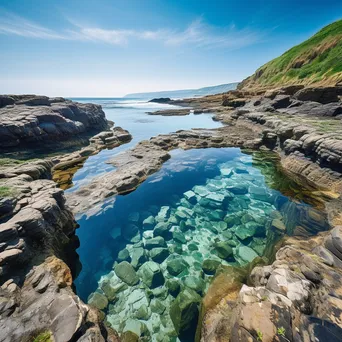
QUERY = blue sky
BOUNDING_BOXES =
[0,0,341,96]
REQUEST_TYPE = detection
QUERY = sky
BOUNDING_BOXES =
[0,0,341,97]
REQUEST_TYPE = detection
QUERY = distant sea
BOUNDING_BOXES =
[67,97,222,191]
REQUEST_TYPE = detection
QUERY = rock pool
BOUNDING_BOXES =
[74,147,329,342]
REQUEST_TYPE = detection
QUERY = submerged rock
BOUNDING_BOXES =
[236,245,259,264]
[149,247,170,263]
[166,278,181,297]
[153,222,172,240]
[114,261,139,286]
[184,190,197,204]
[134,304,151,321]
[167,257,189,276]
[184,276,206,295]
[138,261,165,288]
[151,298,166,314]
[143,216,155,230]
[173,231,187,244]
[214,241,234,260]
[131,247,148,269]
[145,236,167,249]
[88,292,108,310]
[169,288,202,337]
[117,248,131,262]
[227,184,248,195]
[202,259,221,275]
[123,319,150,340]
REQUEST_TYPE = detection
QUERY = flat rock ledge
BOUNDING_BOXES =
[0,94,109,148]
[66,125,262,216]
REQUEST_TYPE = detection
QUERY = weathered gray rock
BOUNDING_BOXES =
[165,279,181,297]
[0,95,109,148]
[153,222,172,240]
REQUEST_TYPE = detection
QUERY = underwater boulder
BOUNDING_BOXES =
[130,247,148,269]
[138,261,165,288]
[214,241,234,260]
[142,215,155,230]
[117,248,131,262]
[145,236,167,249]
[149,247,170,263]
[184,190,197,204]
[166,278,181,297]
[167,257,189,276]
[202,259,221,275]
[236,245,259,264]
[153,222,172,240]
[88,292,108,310]
[169,288,202,338]
[114,261,139,286]
[184,276,206,295]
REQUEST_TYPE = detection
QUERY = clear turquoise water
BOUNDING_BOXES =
[67,98,222,191]
[73,147,329,341]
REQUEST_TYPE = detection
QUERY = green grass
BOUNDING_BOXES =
[240,19,342,88]
[0,158,27,166]
[31,331,52,342]
[0,186,14,197]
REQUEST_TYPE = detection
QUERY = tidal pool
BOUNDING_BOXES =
[74,147,329,341]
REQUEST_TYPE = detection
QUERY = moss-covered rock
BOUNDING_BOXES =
[169,288,202,338]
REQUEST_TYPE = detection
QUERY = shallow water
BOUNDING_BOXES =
[73,147,329,341]
[67,98,222,191]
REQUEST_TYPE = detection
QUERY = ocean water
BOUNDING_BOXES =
[73,147,329,341]
[67,98,222,191]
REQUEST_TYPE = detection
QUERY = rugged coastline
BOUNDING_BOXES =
[0,98,132,342]
[1,84,342,341]
[1,19,342,341]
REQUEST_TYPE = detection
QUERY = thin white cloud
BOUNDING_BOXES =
[0,12,265,49]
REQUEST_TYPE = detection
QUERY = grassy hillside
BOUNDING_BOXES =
[239,19,342,90]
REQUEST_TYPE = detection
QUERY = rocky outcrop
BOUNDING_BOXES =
[0,113,132,340]
[0,256,119,342]
[199,227,342,342]
[0,95,109,148]
[148,98,171,104]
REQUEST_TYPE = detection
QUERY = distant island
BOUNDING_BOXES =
[124,82,238,99]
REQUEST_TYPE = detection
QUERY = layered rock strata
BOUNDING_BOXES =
[0,95,109,148]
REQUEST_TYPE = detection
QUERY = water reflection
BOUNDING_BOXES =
[74,147,329,341]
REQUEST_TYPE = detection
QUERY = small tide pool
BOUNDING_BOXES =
[74,147,329,342]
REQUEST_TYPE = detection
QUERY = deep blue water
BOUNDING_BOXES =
[67,98,222,191]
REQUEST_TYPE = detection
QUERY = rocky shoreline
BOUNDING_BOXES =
[0,98,132,342]
[0,95,110,149]
[1,86,342,341]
